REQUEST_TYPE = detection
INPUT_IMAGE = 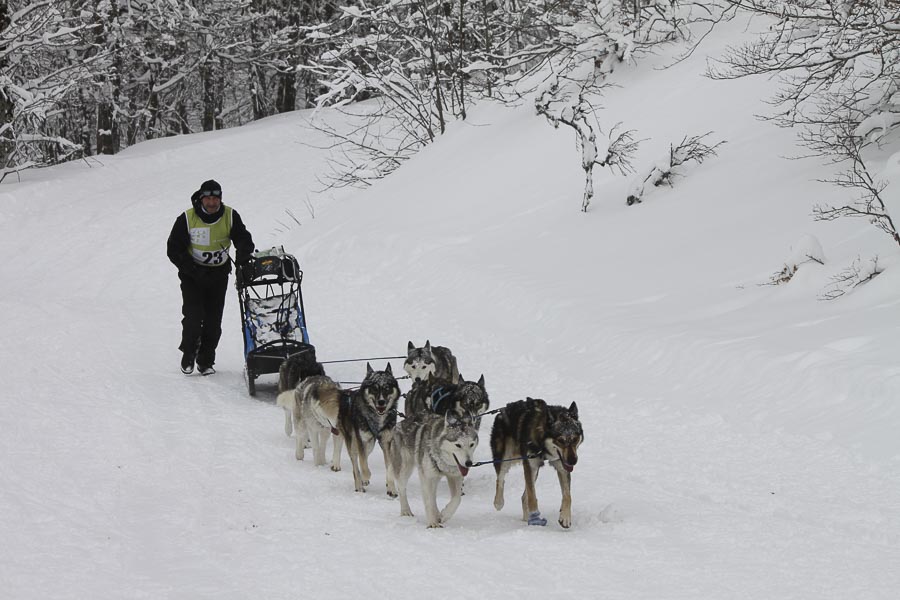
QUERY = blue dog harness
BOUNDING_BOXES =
[430,386,453,413]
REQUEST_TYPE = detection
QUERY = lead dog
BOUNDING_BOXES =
[337,363,401,495]
[490,397,584,528]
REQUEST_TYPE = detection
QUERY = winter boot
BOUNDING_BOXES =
[181,353,195,375]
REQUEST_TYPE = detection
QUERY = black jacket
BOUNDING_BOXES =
[167,203,255,275]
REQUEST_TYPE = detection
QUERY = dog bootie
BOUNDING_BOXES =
[198,365,216,376]
[527,511,548,526]
[181,353,195,375]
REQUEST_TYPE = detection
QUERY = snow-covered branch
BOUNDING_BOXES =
[819,255,883,301]
[626,133,725,206]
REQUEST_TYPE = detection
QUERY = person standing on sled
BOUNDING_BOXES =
[166,179,254,376]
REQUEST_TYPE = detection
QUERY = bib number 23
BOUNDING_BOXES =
[202,249,227,265]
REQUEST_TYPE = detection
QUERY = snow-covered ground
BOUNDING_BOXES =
[2,18,898,600]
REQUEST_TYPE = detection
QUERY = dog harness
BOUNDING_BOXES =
[429,386,453,413]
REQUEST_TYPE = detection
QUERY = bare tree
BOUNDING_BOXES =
[819,255,882,300]
[0,1,101,180]
[304,0,701,209]
[709,0,900,246]
[709,0,899,141]
[626,133,725,206]
[509,0,698,211]
[812,123,899,247]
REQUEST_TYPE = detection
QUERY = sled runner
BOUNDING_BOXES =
[235,247,313,396]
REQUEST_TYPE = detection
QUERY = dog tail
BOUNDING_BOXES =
[276,389,299,436]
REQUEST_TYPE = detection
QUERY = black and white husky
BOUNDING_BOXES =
[336,363,401,495]
[389,412,479,528]
[403,340,460,385]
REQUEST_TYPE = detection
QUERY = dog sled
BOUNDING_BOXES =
[235,247,313,396]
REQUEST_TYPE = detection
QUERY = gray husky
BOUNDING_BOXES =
[337,363,401,495]
[404,341,460,385]
[406,373,490,425]
[490,397,584,528]
[390,412,478,528]
[276,375,343,470]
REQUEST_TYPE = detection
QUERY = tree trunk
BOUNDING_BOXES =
[0,0,12,167]
[200,60,221,131]
[93,0,121,154]
[96,103,115,154]
[428,44,446,135]
[177,100,190,135]
[276,72,297,113]
[457,0,466,120]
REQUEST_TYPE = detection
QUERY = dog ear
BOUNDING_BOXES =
[569,401,578,419]
[424,340,431,350]
[385,363,393,375]
[458,371,464,382]
[407,341,414,352]
[477,374,485,388]
[445,412,459,427]
[366,362,374,376]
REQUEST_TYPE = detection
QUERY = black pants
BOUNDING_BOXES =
[179,267,229,368]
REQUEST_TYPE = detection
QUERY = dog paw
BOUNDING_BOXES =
[362,479,370,487]
[387,490,398,498]
[295,452,304,461]
[427,522,444,529]
[493,497,505,511]
[400,509,414,517]
[558,516,572,529]
[330,466,341,472]
[527,511,548,526]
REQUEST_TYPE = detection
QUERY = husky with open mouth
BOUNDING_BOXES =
[390,412,479,528]
[336,363,401,495]
[490,397,584,528]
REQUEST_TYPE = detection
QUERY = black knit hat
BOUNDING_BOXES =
[191,179,223,208]
[198,179,222,196]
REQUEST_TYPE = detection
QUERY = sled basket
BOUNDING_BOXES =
[235,248,312,396]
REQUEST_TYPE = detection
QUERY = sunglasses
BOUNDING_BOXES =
[200,190,222,197]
